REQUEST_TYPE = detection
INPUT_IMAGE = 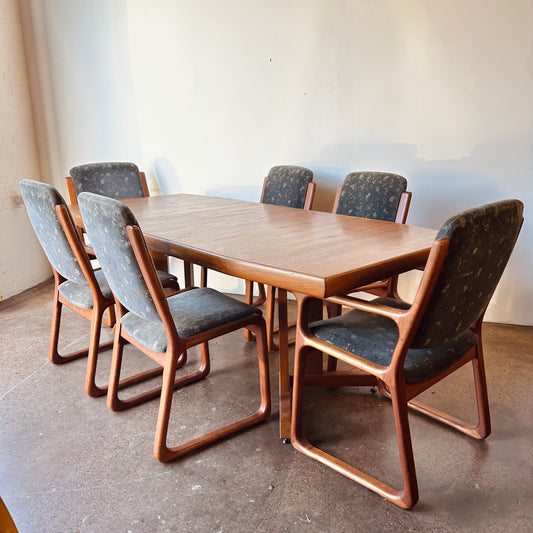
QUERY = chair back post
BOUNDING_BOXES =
[54,204,101,299]
[385,237,451,379]
[139,171,150,197]
[331,184,343,214]
[126,223,183,352]
[303,181,316,210]
[65,176,77,205]
[395,191,412,224]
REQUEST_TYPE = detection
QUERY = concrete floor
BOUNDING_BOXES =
[1,280,532,533]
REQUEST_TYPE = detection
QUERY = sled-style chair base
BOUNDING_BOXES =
[78,192,271,462]
[291,199,523,508]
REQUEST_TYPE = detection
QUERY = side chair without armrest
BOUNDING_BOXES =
[238,165,315,350]
[78,192,271,462]
[291,199,523,508]
[333,171,412,298]
[66,162,174,277]
[19,179,179,398]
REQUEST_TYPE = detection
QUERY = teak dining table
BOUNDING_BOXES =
[72,193,437,440]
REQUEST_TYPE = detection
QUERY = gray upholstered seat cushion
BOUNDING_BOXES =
[58,269,177,310]
[58,269,112,309]
[310,297,478,385]
[121,287,262,352]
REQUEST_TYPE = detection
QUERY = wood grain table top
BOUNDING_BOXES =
[117,194,437,298]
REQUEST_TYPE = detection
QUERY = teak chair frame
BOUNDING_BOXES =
[55,204,175,397]
[107,223,271,462]
[291,236,493,509]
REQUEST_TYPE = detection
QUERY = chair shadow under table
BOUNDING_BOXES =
[290,199,523,508]
[78,191,271,462]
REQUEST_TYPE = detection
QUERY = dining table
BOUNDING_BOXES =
[72,193,437,440]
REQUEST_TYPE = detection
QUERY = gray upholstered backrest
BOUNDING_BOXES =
[70,162,145,200]
[412,199,524,348]
[261,165,313,208]
[19,179,85,283]
[78,192,159,321]
[335,172,407,221]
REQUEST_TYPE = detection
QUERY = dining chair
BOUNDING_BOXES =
[333,171,412,297]
[325,171,412,371]
[66,162,173,276]
[291,199,523,508]
[78,192,271,462]
[19,179,179,397]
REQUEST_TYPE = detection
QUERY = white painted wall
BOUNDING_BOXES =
[0,0,50,301]
[11,0,533,325]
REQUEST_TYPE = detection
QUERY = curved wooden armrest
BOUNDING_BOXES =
[324,294,409,323]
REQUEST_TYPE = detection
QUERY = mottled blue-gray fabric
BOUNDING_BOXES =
[19,179,85,283]
[311,297,479,384]
[261,165,313,208]
[335,172,407,221]
[121,287,262,352]
[70,162,145,200]
[57,268,174,310]
[310,199,523,384]
[78,192,160,321]
[58,269,112,309]
[412,199,523,348]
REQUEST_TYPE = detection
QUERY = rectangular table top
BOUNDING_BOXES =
[119,194,437,298]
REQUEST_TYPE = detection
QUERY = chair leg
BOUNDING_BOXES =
[107,332,209,412]
[265,285,278,350]
[244,280,253,341]
[106,332,167,412]
[389,385,419,508]
[102,305,116,328]
[405,353,491,440]
[48,295,108,364]
[84,306,114,397]
[291,347,419,509]
[154,323,271,462]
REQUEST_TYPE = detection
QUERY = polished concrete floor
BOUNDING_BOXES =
[1,280,532,532]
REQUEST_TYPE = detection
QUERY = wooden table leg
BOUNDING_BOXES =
[277,288,291,440]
